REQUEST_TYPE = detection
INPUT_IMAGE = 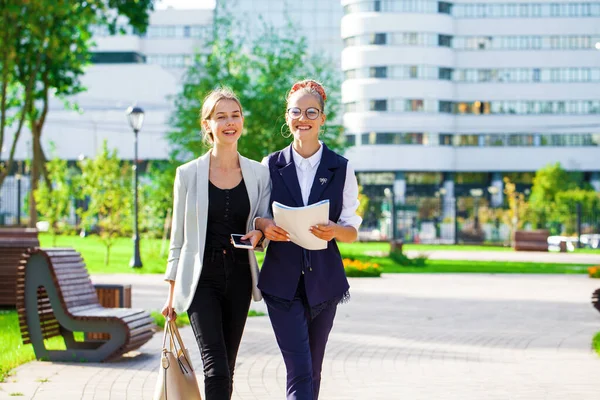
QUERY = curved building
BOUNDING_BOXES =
[341,0,600,210]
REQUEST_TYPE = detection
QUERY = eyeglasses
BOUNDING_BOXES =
[287,107,321,120]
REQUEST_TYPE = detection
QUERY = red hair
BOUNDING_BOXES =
[288,79,327,103]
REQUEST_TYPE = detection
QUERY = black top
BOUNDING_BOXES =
[205,179,250,250]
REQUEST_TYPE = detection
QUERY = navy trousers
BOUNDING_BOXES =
[264,279,337,400]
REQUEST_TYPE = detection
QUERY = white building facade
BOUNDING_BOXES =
[340,0,600,208]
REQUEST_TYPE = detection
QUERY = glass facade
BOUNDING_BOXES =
[345,99,600,115]
[454,2,600,18]
[342,1,600,18]
[455,67,600,83]
[346,132,600,147]
[346,66,600,83]
[345,33,600,50]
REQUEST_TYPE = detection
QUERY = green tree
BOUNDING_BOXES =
[0,0,154,227]
[554,189,600,235]
[528,162,588,228]
[33,150,74,246]
[77,141,132,266]
[168,3,345,162]
[502,177,529,243]
[139,160,178,238]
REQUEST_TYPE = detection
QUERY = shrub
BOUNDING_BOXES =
[588,266,600,278]
[343,258,381,277]
[389,249,428,267]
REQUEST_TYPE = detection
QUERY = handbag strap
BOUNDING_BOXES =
[161,318,178,353]
[168,319,188,356]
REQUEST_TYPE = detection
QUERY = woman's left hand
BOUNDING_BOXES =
[309,221,338,241]
[241,229,264,248]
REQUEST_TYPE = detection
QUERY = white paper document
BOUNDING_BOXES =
[272,200,330,250]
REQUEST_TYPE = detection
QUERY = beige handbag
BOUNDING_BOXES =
[153,319,202,400]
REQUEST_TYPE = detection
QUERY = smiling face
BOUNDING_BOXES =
[202,99,244,146]
[286,91,326,143]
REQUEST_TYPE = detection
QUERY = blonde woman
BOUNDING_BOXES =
[161,88,270,400]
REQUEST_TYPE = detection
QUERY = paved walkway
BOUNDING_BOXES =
[1,274,600,399]
[404,250,600,264]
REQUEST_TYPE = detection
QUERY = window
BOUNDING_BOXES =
[439,134,453,146]
[345,135,356,146]
[374,0,381,12]
[376,133,397,145]
[439,67,453,80]
[371,33,387,45]
[438,1,452,14]
[438,34,452,47]
[344,102,357,112]
[370,66,387,78]
[439,101,453,113]
[370,100,387,111]
[409,66,418,78]
[407,99,424,112]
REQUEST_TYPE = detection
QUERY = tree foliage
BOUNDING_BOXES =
[77,141,132,266]
[527,162,593,232]
[0,0,153,226]
[168,3,345,162]
[33,148,74,246]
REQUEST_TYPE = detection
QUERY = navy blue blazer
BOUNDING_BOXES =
[258,144,350,307]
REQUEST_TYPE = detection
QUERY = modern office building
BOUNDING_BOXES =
[219,0,344,68]
[340,0,600,211]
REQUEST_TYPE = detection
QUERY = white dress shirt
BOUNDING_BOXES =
[287,143,362,230]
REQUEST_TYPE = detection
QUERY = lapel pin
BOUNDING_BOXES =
[319,177,327,185]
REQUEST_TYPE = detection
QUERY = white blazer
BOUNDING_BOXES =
[164,151,271,313]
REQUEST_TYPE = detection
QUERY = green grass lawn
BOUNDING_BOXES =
[0,310,68,383]
[38,233,595,275]
[593,332,600,356]
[39,233,169,274]
[350,255,591,274]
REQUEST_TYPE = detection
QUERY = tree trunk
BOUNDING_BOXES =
[28,126,42,227]
[105,244,111,266]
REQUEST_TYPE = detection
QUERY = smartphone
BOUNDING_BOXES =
[231,234,254,249]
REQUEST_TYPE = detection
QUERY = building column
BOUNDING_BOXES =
[590,172,600,192]
[442,172,454,219]
[489,172,504,207]
[393,171,406,205]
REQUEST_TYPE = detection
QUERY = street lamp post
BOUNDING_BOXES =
[126,105,145,268]
[470,188,484,231]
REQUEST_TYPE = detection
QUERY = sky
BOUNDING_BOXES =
[156,0,216,9]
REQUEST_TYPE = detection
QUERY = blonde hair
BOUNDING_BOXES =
[200,87,243,144]
[286,79,327,112]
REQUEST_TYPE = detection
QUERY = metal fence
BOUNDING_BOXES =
[360,191,600,246]
[0,176,29,226]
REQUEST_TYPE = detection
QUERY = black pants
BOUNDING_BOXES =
[187,247,252,400]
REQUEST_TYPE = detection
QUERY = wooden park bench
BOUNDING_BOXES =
[513,230,549,252]
[16,247,155,362]
[0,228,39,307]
[592,289,600,314]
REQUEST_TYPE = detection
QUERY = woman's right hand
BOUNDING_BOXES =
[161,298,177,321]
[260,218,290,242]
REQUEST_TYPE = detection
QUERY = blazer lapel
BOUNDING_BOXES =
[276,145,304,207]
[239,154,258,219]
[308,144,339,205]
[196,151,211,250]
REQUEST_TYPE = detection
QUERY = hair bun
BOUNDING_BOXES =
[289,80,327,101]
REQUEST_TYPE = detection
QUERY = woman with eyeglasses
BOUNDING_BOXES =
[255,79,362,399]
